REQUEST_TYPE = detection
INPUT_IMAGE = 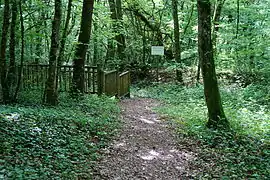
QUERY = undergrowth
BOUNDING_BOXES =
[133,82,270,179]
[0,92,120,179]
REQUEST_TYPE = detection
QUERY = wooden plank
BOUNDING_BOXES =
[92,68,96,93]
[69,66,72,91]
[19,64,109,95]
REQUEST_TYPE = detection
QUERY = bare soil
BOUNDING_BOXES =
[93,98,196,180]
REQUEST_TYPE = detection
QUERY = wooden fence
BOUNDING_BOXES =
[21,64,130,97]
[22,64,98,93]
[98,70,130,98]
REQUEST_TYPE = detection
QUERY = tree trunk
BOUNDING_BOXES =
[0,0,10,103]
[107,0,117,65]
[93,20,99,65]
[35,11,44,65]
[14,0,24,101]
[171,0,183,83]
[72,0,94,94]
[56,0,72,91]
[7,0,18,102]
[58,0,72,65]
[107,0,126,69]
[213,0,226,33]
[44,0,62,105]
[212,0,226,50]
[197,0,229,129]
[115,0,126,69]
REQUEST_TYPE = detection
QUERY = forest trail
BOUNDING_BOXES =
[93,98,196,180]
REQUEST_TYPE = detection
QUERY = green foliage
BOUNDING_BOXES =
[216,0,270,74]
[133,83,270,178]
[0,92,120,179]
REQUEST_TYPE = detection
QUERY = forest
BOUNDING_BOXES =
[0,0,269,179]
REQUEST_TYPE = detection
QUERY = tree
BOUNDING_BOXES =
[197,0,229,129]
[72,0,94,94]
[44,0,62,105]
[106,0,126,69]
[171,0,183,82]
[106,0,117,64]
[58,0,72,65]
[13,0,25,101]
[6,0,18,102]
[0,0,10,103]
[115,0,126,66]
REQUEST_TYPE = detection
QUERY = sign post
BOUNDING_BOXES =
[151,46,164,81]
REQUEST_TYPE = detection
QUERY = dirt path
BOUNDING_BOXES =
[93,98,196,180]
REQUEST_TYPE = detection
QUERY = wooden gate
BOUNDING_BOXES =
[118,71,131,97]
[98,70,130,98]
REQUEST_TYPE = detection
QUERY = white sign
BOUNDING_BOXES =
[151,46,164,56]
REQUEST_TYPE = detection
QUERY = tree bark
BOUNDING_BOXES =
[106,0,117,64]
[55,0,72,92]
[7,0,18,102]
[44,0,62,105]
[93,20,98,65]
[72,0,94,94]
[171,0,183,83]
[197,0,229,129]
[212,0,226,47]
[14,0,24,101]
[0,0,10,103]
[58,0,72,65]
[115,0,126,68]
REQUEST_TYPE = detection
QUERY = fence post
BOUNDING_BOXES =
[97,64,103,96]
[127,71,131,98]
[116,70,120,98]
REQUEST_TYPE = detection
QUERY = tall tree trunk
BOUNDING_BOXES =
[172,0,183,83]
[197,0,229,129]
[93,0,101,66]
[35,30,42,64]
[35,11,45,65]
[115,0,126,69]
[14,0,24,101]
[183,4,194,35]
[58,0,72,65]
[72,0,94,94]
[44,0,62,105]
[212,0,226,49]
[107,0,126,69]
[93,20,98,65]
[0,0,10,103]
[107,0,117,65]
[213,0,226,33]
[56,0,72,91]
[7,0,18,102]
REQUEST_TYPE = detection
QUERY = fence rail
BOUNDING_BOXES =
[21,64,98,93]
[19,64,130,97]
[20,64,130,98]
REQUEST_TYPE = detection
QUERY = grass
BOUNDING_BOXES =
[0,92,120,179]
[133,82,270,179]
